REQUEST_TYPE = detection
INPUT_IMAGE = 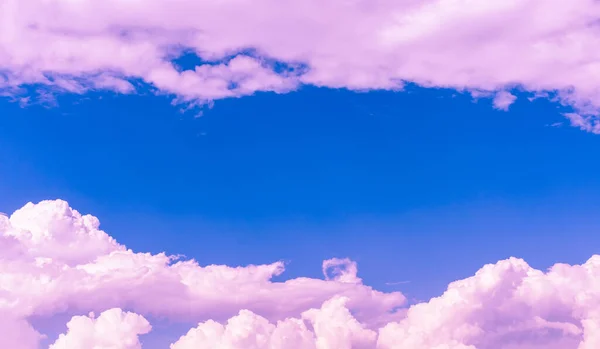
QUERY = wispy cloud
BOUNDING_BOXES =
[385,281,411,286]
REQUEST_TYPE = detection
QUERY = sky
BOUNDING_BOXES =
[2,0,600,348]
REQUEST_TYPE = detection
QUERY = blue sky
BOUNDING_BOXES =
[5,2,600,348]
[2,85,600,309]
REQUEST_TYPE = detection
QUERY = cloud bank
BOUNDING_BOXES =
[2,0,600,130]
[1,199,600,348]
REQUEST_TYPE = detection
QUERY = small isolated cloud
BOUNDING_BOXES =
[2,200,600,348]
[493,91,517,111]
[2,0,600,130]
[322,257,362,284]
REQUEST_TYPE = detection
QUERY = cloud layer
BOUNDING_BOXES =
[2,0,600,130]
[1,199,600,348]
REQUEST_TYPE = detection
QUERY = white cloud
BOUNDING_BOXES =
[0,315,44,349]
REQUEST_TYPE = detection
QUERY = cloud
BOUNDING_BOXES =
[322,257,362,284]
[564,112,600,134]
[2,0,600,128]
[171,255,600,349]
[0,199,403,347]
[2,199,600,348]
[49,309,151,349]
[0,315,44,349]
[493,91,517,111]
[171,296,377,349]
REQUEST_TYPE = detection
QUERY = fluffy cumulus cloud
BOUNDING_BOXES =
[2,199,600,348]
[2,0,600,129]
[0,200,402,348]
[170,296,378,349]
[49,308,151,349]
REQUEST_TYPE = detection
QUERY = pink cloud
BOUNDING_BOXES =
[2,0,600,129]
[493,91,518,111]
[171,296,378,349]
[2,199,600,348]
[0,200,403,347]
[564,112,600,134]
[49,309,151,349]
